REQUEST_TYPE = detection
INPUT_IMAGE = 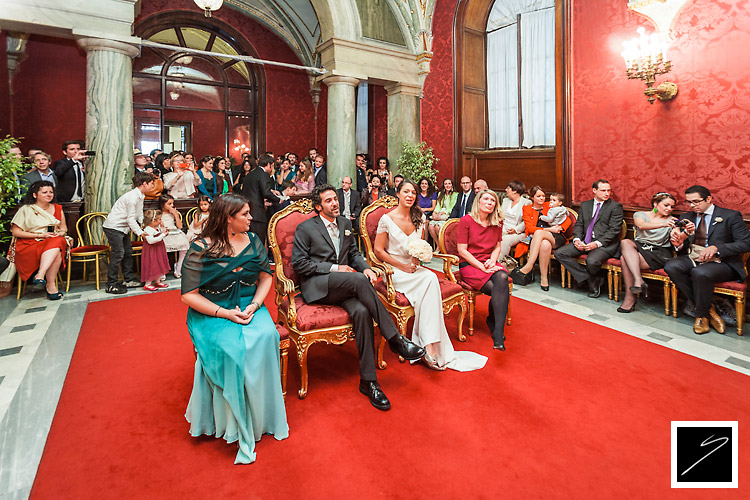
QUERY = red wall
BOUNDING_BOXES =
[371,84,388,160]
[163,108,225,157]
[571,0,750,214]
[12,36,87,157]
[421,0,458,182]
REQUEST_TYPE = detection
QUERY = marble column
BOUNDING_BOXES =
[385,82,422,172]
[324,76,359,189]
[76,37,139,214]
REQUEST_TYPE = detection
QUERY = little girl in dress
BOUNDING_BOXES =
[141,209,171,291]
[187,195,211,242]
[158,194,190,277]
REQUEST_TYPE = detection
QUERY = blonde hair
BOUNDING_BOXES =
[143,209,162,227]
[470,189,504,226]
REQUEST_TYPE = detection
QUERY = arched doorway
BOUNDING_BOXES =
[133,12,265,160]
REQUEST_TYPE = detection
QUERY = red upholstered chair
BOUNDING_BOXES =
[359,197,467,365]
[66,212,110,292]
[438,218,512,337]
[268,199,383,399]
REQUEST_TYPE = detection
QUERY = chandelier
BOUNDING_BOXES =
[194,0,223,17]
[621,27,678,104]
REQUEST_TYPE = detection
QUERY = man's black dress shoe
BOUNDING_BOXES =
[388,335,425,361]
[587,277,603,298]
[359,380,391,411]
[493,341,506,351]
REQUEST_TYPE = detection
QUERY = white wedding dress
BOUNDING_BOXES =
[377,213,487,371]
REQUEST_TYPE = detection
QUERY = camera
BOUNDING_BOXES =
[83,150,96,157]
[675,219,690,231]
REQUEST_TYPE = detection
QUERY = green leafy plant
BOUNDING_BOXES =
[396,141,439,185]
[0,136,26,244]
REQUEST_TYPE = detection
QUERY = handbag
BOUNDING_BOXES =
[688,244,721,264]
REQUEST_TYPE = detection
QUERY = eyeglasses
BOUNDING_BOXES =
[686,198,705,205]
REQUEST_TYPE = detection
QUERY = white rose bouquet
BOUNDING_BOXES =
[407,238,433,263]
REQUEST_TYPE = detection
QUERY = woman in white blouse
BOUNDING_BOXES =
[163,153,201,199]
[499,180,531,259]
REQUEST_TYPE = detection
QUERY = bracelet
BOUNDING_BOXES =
[214,306,221,317]
[251,301,261,312]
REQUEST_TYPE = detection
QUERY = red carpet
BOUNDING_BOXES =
[31,289,750,498]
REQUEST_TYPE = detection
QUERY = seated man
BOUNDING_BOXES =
[449,176,475,219]
[291,184,425,411]
[554,179,623,298]
[665,185,750,334]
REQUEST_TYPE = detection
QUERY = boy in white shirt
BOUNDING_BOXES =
[102,171,155,294]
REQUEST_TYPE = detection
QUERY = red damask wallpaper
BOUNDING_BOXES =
[571,0,750,214]
[139,0,323,158]
[371,84,388,161]
[421,0,458,182]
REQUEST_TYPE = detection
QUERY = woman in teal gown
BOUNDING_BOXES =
[181,193,288,464]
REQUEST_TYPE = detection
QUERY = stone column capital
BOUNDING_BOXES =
[323,75,360,87]
[76,37,140,58]
[384,82,422,97]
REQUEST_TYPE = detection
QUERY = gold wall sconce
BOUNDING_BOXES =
[621,27,678,104]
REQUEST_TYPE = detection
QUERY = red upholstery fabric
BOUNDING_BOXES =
[279,294,352,331]
[564,212,577,240]
[276,324,290,341]
[715,281,748,292]
[274,210,317,285]
[442,221,459,255]
[651,269,668,277]
[605,258,620,266]
[364,206,394,244]
[373,280,410,306]
[71,245,109,254]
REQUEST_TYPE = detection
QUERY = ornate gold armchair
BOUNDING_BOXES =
[359,197,467,365]
[268,199,383,398]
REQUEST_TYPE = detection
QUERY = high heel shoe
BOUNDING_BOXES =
[46,291,63,300]
[617,298,638,313]
[629,282,649,297]
[422,353,446,371]
[540,283,549,291]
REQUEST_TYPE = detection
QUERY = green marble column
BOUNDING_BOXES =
[324,76,359,189]
[385,82,422,172]
[76,38,139,214]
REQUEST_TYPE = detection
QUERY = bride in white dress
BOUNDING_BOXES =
[373,180,487,372]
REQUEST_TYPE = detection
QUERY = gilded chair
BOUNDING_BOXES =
[66,212,110,292]
[359,197,467,364]
[671,253,748,336]
[268,199,383,399]
[438,218,512,337]
[185,207,198,227]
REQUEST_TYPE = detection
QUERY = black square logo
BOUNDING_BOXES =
[672,421,738,488]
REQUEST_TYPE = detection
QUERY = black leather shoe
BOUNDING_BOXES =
[359,380,391,411]
[493,341,506,351]
[587,277,603,298]
[388,335,426,361]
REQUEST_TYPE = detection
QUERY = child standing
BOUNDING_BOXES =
[538,193,568,227]
[187,195,211,242]
[158,194,190,277]
[141,209,171,291]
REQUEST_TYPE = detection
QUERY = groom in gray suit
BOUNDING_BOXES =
[292,184,425,411]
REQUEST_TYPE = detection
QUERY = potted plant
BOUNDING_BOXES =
[396,141,439,185]
[0,136,26,297]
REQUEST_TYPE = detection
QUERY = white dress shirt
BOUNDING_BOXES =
[342,190,351,217]
[103,188,145,236]
[320,215,340,270]
[501,197,531,235]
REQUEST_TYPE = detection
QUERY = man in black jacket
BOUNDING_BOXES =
[665,185,750,334]
[449,176,476,219]
[52,140,87,202]
[313,154,327,186]
[355,153,368,194]
[240,154,279,245]
[554,179,624,298]
[337,176,362,230]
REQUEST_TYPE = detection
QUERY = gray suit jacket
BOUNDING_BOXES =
[21,170,57,193]
[572,198,624,255]
[291,215,370,303]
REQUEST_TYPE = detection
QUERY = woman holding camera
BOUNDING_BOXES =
[617,192,678,313]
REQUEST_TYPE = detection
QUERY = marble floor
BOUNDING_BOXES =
[0,269,748,499]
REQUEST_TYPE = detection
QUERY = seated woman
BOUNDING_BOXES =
[618,192,677,313]
[499,180,531,259]
[417,177,437,219]
[457,189,510,351]
[163,153,200,199]
[275,157,296,190]
[10,181,68,299]
[294,159,315,195]
[427,178,457,243]
[181,193,288,464]
[511,186,571,291]
[373,180,486,371]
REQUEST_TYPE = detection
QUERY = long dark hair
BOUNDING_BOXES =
[436,178,454,206]
[23,180,55,205]
[198,193,252,257]
[157,193,174,211]
[417,177,434,197]
[398,179,424,230]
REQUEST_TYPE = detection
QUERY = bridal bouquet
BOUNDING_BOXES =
[407,239,433,263]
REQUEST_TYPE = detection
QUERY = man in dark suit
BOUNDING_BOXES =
[337,176,362,230]
[665,185,750,334]
[52,140,87,202]
[554,179,624,298]
[355,154,368,194]
[240,153,279,245]
[22,152,57,193]
[313,154,327,186]
[291,184,425,411]
[449,176,476,219]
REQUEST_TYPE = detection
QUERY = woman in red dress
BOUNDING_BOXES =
[10,181,68,299]
[457,189,509,351]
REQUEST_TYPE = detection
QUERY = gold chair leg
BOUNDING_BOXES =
[506,296,512,325]
[567,270,572,288]
[280,343,289,400]
[297,341,310,399]
[560,265,566,288]
[82,261,87,284]
[467,294,475,336]
[377,336,387,369]
[607,269,614,301]
[663,281,670,316]
[457,301,466,342]
[671,283,678,318]
[66,255,72,292]
[95,255,101,290]
[736,296,745,336]
[17,275,22,300]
